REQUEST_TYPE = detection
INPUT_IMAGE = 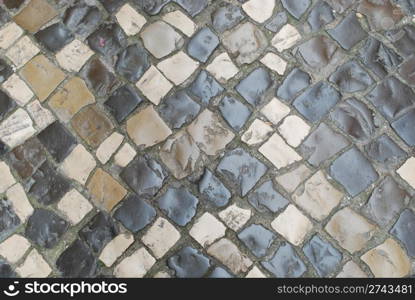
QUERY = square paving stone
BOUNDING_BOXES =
[188,71,224,105]
[25,208,69,249]
[236,67,272,106]
[261,243,306,278]
[63,2,103,37]
[212,3,245,33]
[105,85,143,124]
[168,246,210,278]
[120,156,167,198]
[37,121,77,163]
[390,209,415,257]
[392,109,415,146]
[13,0,58,33]
[248,180,289,213]
[198,169,231,208]
[329,61,374,93]
[328,13,367,50]
[238,224,275,258]
[0,200,20,238]
[79,212,119,254]
[187,28,219,63]
[88,23,127,58]
[219,95,252,132]
[276,68,311,102]
[115,44,150,83]
[365,134,406,166]
[35,23,74,52]
[329,147,379,197]
[307,1,335,31]
[81,58,120,97]
[157,186,199,226]
[217,148,268,197]
[114,195,156,233]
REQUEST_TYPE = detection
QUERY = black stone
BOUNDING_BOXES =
[173,0,208,16]
[105,85,143,123]
[265,12,288,32]
[281,0,311,19]
[79,212,119,253]
[365,134,406,166]
[98,0,126,12]
[307,1,334,31]
[189,71,223,105]
[328,13,367,50]
[0,8,9,26]
[25,208,69,249]
[187,28,219,63]
[236,67,272,106]
[219,95,252,131]
[208,267,233,278]
[88,24,127,58]
[248,181,289,213]
[293,82,341,123]
[158,186,198,226]
[0,90,15,121]
[0,141,7,157]
[212,3,245,33]
[276,68,311,103]
[0,259,15,278]
[35,23,74,52]
[0,59,13,84]
[303,235,342,277]
[330,147,379,197]
[387,25,415,57]
[238,224,275,258]
[56,239,97,278]
[392,109,415,146]
[133,0,171,15]
[114,195,156,233]
[329,61,374,93]
[120,156,167,198]
[64,2,102,37]
[4,0,25,9]
[217,148,268,197]
[81,58,120,97]
[390,209,415,257]
[28,162,71,205]
[116,44,150,82]
[37,121,77,163]
[262,243,306,278]
[0,200,20,238]
[198,169,231,208]
[158,90,201,129]
[399,55,415,85]
[168,247,210,278]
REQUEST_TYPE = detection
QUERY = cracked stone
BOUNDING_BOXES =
[105,85,143,123]
[390,209,415,257]
[35,23,73,53]
[260,52,287,75]
[81,58,120,97]
[308,1,335,31]
[189,71,223,105]
[262,243,306,278]
[163,10,196,37]
[365,134,406,166]
[236,67,272,106]
[13,0,58,33]
[272,24,301,52]
[116,44,150,83]
[0,162,15,195]
[198,169,231,208]
[242,119,273,146]
[136,66,173,105]
[392,109,415,146]
[96,132,124,164]
[188,28,219,63]
[212,3,245,33]
[238,224,275,258]
[168,247,210,278]
[88,23,127,59]
[277,68,311,103]
[208,238,252,274]
[219,204,251,232]
[259,133,302,169]
[219,95,252,131]
[328,13,367,50]
[114,143,136,168]
[248,180,289,213]
[0,109,36,148]
[329,61,374,93]
[281,0,311,19]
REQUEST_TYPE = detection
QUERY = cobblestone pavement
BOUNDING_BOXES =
[0,0,415,278]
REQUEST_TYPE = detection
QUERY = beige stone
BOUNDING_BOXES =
[56,39,94,72]
[13,0,58,33]
[87,168,127,212]
[361,239,411,278]
[114,248,155,278]
[96,132,124,164]
[0,108,36,148]
[218,204,251,232]
[0,22,24,49]
[260,52,287,75]
[259,133,302,169]
[272,24,302,52]
[261,98,291,125]
[49,77,95,122]
[116,4,147,36]
[157,51,199,85]
[153,271,171,278]
[136,66,173,105]
[20,55,66,101]
[100,233,135,267]
[6,183,33,222]
[0,234,31,264]
[6,36,40,68]
[0,161,16,193]
[278,115,310,147]
[2,74,34,106]
[26,100,55,130]
[190,213,226,247]
[141,217,181,259]
[293,171,343,221]
[276,164,312,193]
[206,52,239,82]
[163,10,196,37]
[16,249,51,278]
[337,261,367,278]
[246,266,266,278]
[187,109,234,156]
[397,157,415,189]
[57,189,93,224]
[114,143,136,167]
[208,238,252,274]
[271,205,313,246]
[326,207,376,253]
[60,145,96,185]
[241,119,273,145]
[242,0,275,23]
[127,106,172,149]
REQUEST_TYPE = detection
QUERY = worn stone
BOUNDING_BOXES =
[0,109,36,148]
[259,133,302,169]
[199,169,231,208]
[262,243,306,278]
[206,52,239,82]
[329,61,374,93]
[88,23,127,59]
[328,13,367,50]
[238,224,275,257]
[136,66,173,105]
[219,204,251,232]
[219,95,251,131]
[13,0,58,33]
[63,2,103,37]
[248,180,288,213]
[105,85,143,123]
[188,28,219,63]
[114,247,155,278]
[277,68,311,103]
[190,213,226,247]
[390,209,415,257]
[212,4,245,33]
[116,44,150,82]
[116,4,146,36]
[208,238,252,274]
[81,58,120,97]
[281,0,311,19]
[60,144,96,185]
[392,109,415,146]
[168,247,210,278]
[365,134,406,166]
[189,71,223,105]
[236,67,272,106]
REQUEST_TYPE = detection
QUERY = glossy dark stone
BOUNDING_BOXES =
[0,259,15,278]
[265,12,288,32]
[329,61,374,93]
[300,123,349,166]
[359,37,402,79]
[187,28,219,63]
[387,25,415,57]
[325,0,354,13]
[293,82,341,123]
[188,71,223,105]
[399,55,415,85]
[392,109,415,146]
[390,209,415,257]
[0,90,15,121]
[28,162,71,205]
[365,134,406,166]
[303,235,342,277]
[4,0,25,9]
[35,23,74,52]
[366,76,414,121]
[114,195,156,233]
[158,186,198,226]
[79,212,119,253]
[37,121,77,163]
[330,147,379,197]
[328,13,367,50]
[81,58,120,97]
[307,1,334,31]
[64,2,102,37]
[7,138,47,180]
[248,180,289,213]
[298,35,342,70]
[198,169,231,208]
[212,3,245,33]
[0,200,20,238]
[238,224,275,258]
[276,68,311,103]
[219,95,251,131]
[158,90,201,129]
[120,156,167,198]
[281,0,311,19]
[168,247,210,278]
[366,177,407,226]
[262,243,306,278]
[25,208,69,248]
[217,148,268,197]
[98,0,126,12]
[133,0,171,15]
[173,0,208,16]
[0,59,13,83]
[208,267,233,278]
[56,239,97,278]
[236,67,272,106]
[116,44,150,82]
[105,85,143,123]
[88,24,127,58]
[330,98,375,142]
